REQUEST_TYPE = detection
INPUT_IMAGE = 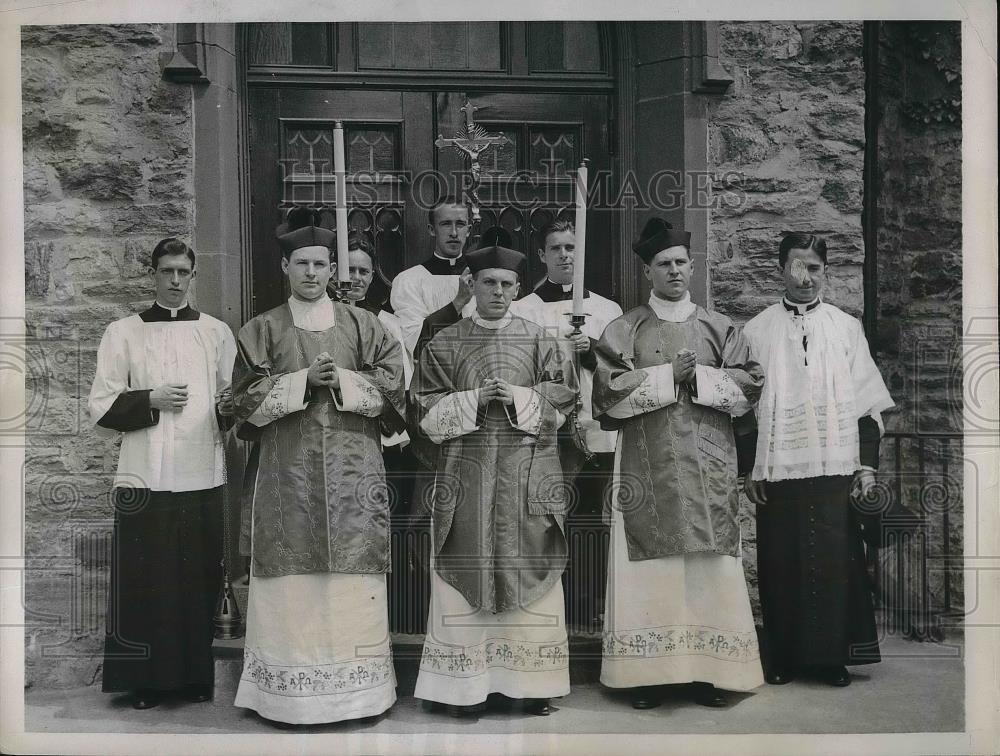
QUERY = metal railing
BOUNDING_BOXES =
[871,430,963,641]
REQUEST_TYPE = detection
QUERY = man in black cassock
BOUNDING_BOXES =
[89,238,236,709]
[743,232,894,687]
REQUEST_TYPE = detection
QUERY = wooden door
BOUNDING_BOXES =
[247,89,614,315]
[247,88,434,315]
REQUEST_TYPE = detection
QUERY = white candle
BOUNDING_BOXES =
[333,121,350,283]
[572,158,589,317]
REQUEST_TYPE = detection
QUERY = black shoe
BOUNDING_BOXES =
[691,682,727,708]
[765,668,794,685]
[446,703,480,718]
[524,698,551,716]
[824,666,851,687]
[630,686,661,710]
[185,684,213,703]
[131,690,161,710]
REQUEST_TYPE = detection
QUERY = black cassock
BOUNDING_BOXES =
[91,304,230,693]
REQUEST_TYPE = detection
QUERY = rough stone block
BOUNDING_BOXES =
[25,201,105,237]
[23,155,63,204]
[797,21,863,64]
[80,279,154,304]
[22,24,167,50]
[59,159,143,202]
[721,22,803,62]
[21,52,68,101]
[711,123,775,166]
[909,251,962,298]
[111,203,192,235]
[25,241,52,299]
[821,177,864,214]
[22,108,83,151]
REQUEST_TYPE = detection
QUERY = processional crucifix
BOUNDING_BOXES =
[434,100,510,229]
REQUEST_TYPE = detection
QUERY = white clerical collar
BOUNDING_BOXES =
[648,291,695,322]
[781,296,823,316]
[547,279,572,293]
[471,311,513,330]
[154,299,189,318]
[288,295,336,330]
[433,252,463,267]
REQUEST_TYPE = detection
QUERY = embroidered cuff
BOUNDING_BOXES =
[605,362,677,419]
[332,368,385,417]
[247,368,310,427]
[692,364,751,416]
[506,385,544,436]
[419,389,482,443]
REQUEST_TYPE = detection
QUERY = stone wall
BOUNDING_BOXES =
[873,22,963,617]
[708,21,867,614]
[22,24,195,689]
[708,21,867,321]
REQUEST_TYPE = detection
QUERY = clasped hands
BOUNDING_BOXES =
[307,352,341,389]
[672,348,697,386]
[478,377,515,406]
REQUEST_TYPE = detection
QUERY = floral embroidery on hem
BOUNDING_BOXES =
[602,625,759,661]
[241,650,394,696]
[419,638,569,677]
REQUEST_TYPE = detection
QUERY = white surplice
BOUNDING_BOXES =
[389,254,465,354]
[510,282,623,454]
[88,303,236,492]
[742,299,895,482]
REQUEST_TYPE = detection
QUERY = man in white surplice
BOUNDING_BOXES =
[742,232,894,688]
[592,217,765,709]
[509,218,623,626]
[389,197,476,358]
[89,238,236,710]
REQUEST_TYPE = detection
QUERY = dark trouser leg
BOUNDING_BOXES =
[563,453,613,632]
[386,446,432,634]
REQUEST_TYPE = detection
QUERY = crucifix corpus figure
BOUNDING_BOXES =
[435,100,510,226]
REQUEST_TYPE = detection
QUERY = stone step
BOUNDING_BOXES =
[214,632,604,699]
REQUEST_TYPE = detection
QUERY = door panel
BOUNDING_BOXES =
[249,89,433,314]
[249,88,613,315]
[435,91,612,294]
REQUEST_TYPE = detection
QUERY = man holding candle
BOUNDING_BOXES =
[592,217,765,708]
[231,212,406,725]
[509,218,623,626]
[410,243,576,717]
